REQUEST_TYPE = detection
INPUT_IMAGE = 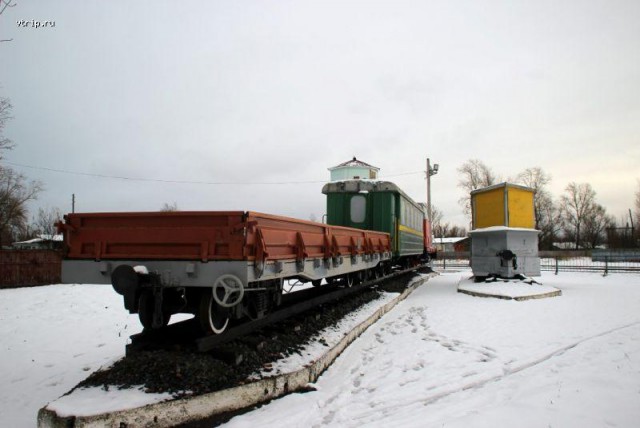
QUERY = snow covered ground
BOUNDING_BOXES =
[2,270,640,427]
[226,271,640,428]
[0,284,143,427]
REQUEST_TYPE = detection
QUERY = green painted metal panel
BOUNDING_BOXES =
[324,181,425,259]
[326,193,370,229]
[371,192,392,232]
[398,230,424,256]
[394,194,425,257]
[326,193,348,226]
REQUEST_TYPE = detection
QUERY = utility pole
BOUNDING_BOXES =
[426,158,439,221]
[72,194,75,213]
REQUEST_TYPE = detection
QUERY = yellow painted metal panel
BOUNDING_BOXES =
[507,187,535,228]
[398,224,423,237]
[473,187,505,229]
[471,183,535,229]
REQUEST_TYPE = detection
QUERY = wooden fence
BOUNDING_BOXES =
[0,250,62,288]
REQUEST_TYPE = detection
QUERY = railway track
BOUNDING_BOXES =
[74,265,431,400]
[127,264,432,355]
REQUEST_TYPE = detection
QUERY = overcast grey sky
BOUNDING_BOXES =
[1,0,638,227]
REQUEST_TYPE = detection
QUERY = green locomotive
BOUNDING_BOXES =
[322,180,434,266]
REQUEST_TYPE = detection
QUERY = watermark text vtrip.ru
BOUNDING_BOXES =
[16,19,56,29]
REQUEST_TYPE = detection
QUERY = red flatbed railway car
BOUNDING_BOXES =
[59,211,392,334]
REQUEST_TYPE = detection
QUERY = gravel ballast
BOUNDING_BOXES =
[78,274,420,398]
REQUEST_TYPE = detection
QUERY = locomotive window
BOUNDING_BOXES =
[350,195,366,223]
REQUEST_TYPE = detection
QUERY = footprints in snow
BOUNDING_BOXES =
[372,306,497,363]
[348,306,499,395]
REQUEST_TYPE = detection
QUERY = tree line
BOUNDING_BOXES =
[444,159,639,250]
[0,96,55,247]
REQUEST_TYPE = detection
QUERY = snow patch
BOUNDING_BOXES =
[457,277,560,298]
[248,292,399,379]
[47,387,174,417]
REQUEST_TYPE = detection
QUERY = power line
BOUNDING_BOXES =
[3,160,424,185]
[3,160,324,185]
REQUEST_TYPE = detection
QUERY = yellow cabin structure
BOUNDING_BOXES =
[469,182,540,278]
[471,183,535,230]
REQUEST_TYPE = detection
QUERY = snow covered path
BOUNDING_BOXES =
[1,271,640,427]
[225,271,640,427]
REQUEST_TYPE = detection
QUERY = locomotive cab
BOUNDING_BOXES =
[322,180,432,265]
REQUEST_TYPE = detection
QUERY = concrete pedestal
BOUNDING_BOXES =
[470,227,540,278]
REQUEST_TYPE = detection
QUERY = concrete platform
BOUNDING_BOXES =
[458,276,561,301]
[38,273,436,428]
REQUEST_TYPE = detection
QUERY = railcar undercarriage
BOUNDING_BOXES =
[108,256,411,338]
[125,261,429,354]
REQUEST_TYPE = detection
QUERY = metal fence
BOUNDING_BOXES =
[0,250,62,288]
[431,252,471,270]
[432,250,640,274]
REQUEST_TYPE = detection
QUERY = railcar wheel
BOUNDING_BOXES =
[138,290,171,330]
[345,274,354,288]
[198,289,230,335]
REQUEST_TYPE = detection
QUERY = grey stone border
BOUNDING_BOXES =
[457,288,562,301]
[38,273,436,428]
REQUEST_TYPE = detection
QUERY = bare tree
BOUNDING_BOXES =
[433,222,450,240]
[0,95,43,246]
[448,224,467,237]
[0,0,17,42]
[635,179,640,238]
[0,1,16,16]
[559,182,597,250]
[433,221,467,239]
[537,193,563,250]
[516,167,551,197]
[0,167,43,246]
[457,159,500,217]
[30,206,63,238]
[515,167,559,249]
[160,202,179,212]
[0,97,14,154]
[582,204,614,249]
[429,205,443,237]
[607,214,636,249]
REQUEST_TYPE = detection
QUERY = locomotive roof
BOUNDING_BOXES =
[322,180,424,211]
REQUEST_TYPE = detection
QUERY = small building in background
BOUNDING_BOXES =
[12,235,63,251]
[434,237,467,253]
[328,157,380,181]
